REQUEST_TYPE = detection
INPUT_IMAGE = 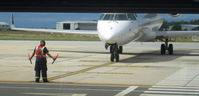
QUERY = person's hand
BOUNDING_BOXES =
[53,57,56,60]
[28,55,32,64]
[29,57,32,60]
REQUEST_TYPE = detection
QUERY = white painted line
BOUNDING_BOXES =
[149,88,199,92]
[140,94,181,96]
[152,86,199,89]
[144,91,199,95]
[114,86,137,96]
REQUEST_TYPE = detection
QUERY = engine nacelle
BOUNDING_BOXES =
[169,13,181,18]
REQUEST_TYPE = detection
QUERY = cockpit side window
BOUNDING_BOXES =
[127,13,136,20]
[102,14,114,20]
[115,14,128,20]
[100,14,105,20]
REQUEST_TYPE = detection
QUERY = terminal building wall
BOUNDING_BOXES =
[56,21,97,30]
[0,22,10,30]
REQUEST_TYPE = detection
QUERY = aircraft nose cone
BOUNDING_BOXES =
[98,21,137,44]
[98,27,119,43]
[101,32,115,41]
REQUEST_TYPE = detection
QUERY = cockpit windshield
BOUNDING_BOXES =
[102,14,114,20]
[115,14,128,20]
[127,13,136,20]
[100,13,136,20]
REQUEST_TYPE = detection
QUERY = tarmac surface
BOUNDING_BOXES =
[0,40,199,96]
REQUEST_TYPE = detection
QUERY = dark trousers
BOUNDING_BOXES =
[35,70,47,80]
[35,58,48,81]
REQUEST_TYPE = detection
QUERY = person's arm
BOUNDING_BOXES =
[47,53,55,60]
[30,47,36,60]
[45,47,55,60]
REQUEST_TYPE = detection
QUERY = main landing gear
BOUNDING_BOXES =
[105,43,123,62]
[161,39,173,55]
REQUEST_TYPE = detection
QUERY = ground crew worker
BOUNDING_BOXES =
[29,40,55,83]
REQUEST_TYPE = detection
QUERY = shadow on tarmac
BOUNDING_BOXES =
[50,49,199,63]
[50,49,108,54]
[121,49,199,63]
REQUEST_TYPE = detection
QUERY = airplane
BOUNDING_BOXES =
[10,13,199,62]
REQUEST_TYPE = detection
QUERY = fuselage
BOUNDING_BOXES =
[97,13,164,46]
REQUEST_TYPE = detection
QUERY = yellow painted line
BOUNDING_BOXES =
[48,62,115,81]
[48,55,142,81]
[53,71,133,75]
[81,65,150,68]
[84,72,134,75]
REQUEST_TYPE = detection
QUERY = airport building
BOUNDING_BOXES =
[181,24,199,30]
[56,21,97,30]
[0,22,10,30]
[180,24,199,41]
[168,24,199,31]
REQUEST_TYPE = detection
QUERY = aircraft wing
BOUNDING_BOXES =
[10,13,98,35]
[157,31,199,38]
[11,27,98,35]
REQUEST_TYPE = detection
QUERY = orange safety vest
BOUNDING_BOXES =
[35,46,46,58]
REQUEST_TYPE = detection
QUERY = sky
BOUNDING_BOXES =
[1,12,199,28]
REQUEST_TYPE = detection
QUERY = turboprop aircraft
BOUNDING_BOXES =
[11,13,199,62]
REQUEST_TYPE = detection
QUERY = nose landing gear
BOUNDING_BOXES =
[105,43,122,62]
[118,46,123,54]
[110,44,120,62]
[161,39,173,55]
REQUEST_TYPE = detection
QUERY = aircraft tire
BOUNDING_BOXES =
[118,46,123,54]
[161,44,166,55]
[110,46,113,54]
[115,54,119,62]
[168,44,173,55]
[111,53,114,62]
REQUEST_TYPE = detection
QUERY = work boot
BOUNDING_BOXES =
[43,79,48,83]
[35,79,40,83]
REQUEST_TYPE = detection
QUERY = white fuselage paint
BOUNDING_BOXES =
[97,14,164,46]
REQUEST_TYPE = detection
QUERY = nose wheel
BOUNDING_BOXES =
[161,39,173,55]
[110,44,120,62]
[118,46,123,54]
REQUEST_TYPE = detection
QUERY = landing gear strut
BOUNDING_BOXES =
[109,44,120,62]
[105,43,122,62]
[161,39,173,55]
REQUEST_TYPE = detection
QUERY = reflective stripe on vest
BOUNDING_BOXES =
[35,46,46,58]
